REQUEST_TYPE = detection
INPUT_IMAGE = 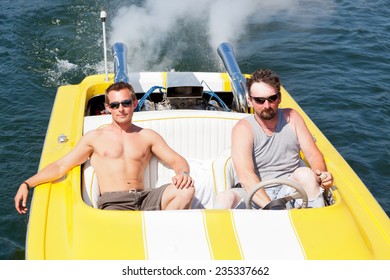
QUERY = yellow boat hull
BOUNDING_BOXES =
[26,73,390,260]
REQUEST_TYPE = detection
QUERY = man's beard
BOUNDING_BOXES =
[257,108,276,120]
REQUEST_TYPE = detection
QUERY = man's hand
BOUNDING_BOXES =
[172,173,195,189]
[316,170,333,189]
[14,183,29,214]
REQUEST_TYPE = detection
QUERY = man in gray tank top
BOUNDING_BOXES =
[215,69,333,209]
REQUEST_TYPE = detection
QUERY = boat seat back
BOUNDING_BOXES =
[82,110,247,208]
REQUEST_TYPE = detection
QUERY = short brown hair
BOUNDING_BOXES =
[246,69,281,95]
[105,82,136,104]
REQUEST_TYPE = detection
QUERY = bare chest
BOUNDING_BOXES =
[94,133,151,161]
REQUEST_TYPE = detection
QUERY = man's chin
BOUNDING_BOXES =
[259,111,276,120]
[114,115,130,122]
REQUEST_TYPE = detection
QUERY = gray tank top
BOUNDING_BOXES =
[245,109,300,181]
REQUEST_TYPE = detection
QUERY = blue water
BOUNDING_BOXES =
[0,0,389,259]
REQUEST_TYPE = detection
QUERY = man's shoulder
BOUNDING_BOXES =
[88,126,110,136]
[235,117,249,126]
[83,125,117,143]
[281,108,307,133]
[137,126,159,137]
[233,117,253,134]
[282,108,302,120]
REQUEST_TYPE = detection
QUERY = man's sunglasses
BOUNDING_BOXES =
[108,99,134,109]
[250,93,280,105]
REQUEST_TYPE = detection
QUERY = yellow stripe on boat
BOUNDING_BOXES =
[202,210,243,260]
[71,210,146,260]
[220,72,232,91]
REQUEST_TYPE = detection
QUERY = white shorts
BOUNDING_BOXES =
[231,183,325,209]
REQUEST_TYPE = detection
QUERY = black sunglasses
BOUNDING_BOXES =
[250,93,279,105]
[108,99,133,109]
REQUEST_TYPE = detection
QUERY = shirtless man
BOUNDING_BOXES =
[216,69,333,209]
[15,81,195,213]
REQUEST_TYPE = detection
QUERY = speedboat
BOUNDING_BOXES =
[25,15,390,260]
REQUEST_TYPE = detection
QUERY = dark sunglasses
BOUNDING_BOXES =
[108,99,133,109]
[250,93,280,105]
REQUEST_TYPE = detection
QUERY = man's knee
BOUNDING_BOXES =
[161,184,195,210]
[291,167,322,201]
[214,190,243,209]
[181,186,195,201]
[168,184,195,201]
[291,167,316,183]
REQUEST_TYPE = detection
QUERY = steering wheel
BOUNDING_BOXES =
[245,178,308,210]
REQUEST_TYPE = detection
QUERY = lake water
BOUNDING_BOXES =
[0,0,389,259]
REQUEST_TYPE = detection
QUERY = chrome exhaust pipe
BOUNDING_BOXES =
[100,11,109,82]
[217,42,248,113]
[112,42,129,83]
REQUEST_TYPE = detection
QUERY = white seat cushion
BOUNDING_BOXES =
[81,110,248,208]
[81,160,100,208]
[212,148,237,193]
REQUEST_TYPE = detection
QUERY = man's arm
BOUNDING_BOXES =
[149,131,194,189]
[14,133,95,214]
[231,120,271,208]
[288,109,333,188]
